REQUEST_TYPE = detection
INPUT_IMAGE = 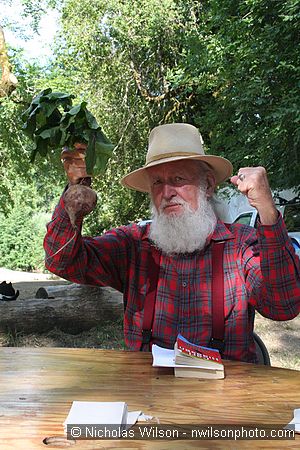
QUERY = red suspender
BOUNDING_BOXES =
[140,241,225,352]
[208,241,225,352]
[141,249,159,350]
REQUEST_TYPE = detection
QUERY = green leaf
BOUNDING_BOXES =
[94,152,111,174]
[66,103,86,117]
[30,137,48,162]
[31,88,53,105]
[95,138,115,157]
[29,144,39,163]
[22,114,37,138]
[46,92,74,101]
[40,102,61,118]
[85,132,96,174]
[36,136,49,157]
[84,108,99,129]
[37,126,62,145]
[59,129,68,146]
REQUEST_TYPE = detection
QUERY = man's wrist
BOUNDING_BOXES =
[79,177,92,186]
[257,206,278,225]
[67,176,92,187]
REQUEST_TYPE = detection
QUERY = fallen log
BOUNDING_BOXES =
[0,284,123,334]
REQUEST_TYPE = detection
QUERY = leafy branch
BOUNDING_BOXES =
[22,88,114,174]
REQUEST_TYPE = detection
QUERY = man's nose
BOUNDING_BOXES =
[161,182,177,199]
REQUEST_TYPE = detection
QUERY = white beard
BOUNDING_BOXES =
[149,187,217,255]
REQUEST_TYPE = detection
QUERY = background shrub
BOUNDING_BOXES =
[0,207,50,271]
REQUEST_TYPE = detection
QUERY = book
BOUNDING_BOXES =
[152,334,225,379]
[175,333,223,366]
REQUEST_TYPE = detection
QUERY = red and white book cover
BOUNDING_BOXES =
[176,334,222,365]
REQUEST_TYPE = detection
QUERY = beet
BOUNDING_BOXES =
[64,184,97,227]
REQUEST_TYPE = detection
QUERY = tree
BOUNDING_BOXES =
[1,0,299,230]
[56,0,299,219]
[52,0,211,228]
[194,0,300,189]
[0,0,299,271]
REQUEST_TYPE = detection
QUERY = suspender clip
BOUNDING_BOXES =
[142,329,152,345]
[209,337,225,353]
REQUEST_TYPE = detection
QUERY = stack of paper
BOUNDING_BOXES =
[285,409,300,433]
[64,401,128,434]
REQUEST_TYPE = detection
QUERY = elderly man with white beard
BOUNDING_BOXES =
[44,123,300,363]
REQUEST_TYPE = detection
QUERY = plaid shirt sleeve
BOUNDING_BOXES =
[242,213,300,319]
[43,193,135,292]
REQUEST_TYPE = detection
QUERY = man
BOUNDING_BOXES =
[44,123,300,362]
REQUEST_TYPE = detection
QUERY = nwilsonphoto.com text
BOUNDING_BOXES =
[67,424,295,440]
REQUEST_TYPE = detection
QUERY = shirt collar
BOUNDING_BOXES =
[209,219,234,242]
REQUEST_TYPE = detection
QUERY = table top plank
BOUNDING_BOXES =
[0,348,299,449]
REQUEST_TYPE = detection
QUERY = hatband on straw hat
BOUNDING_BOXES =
[121,123,232,192]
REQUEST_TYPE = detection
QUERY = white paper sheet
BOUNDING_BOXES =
[285,408,300,433]
[152,345,176,367]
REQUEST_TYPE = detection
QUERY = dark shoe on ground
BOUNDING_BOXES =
[0,281,19,301]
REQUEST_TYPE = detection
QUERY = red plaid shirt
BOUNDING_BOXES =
[44,195,300,362]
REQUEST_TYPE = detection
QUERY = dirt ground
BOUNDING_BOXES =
[0,268,299,370]
[0,268,69,297]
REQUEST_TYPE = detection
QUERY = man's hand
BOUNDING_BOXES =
[61,143,90,185]
[230,166,278,225]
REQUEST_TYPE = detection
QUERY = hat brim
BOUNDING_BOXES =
[120,154,233,193]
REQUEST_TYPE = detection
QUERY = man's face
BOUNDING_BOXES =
[148,160,217,254]
[147,160,205,215]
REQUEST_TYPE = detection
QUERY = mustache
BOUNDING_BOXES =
[159,198,185,211]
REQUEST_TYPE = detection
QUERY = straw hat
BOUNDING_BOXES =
[121,123,233,192]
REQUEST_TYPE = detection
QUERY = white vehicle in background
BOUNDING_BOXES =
[233,195,300,258]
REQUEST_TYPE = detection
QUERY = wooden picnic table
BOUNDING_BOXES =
[0,347,299,449]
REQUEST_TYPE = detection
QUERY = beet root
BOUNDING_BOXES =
[64,184,97,227]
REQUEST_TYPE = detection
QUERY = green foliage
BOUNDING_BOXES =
[0,166,58,272]
[54,0,196,225]
[22,88,114,174]
[175,0,300,189]
[0,206,49,271]
[1,0,300,253]
[0,52,68,207]
[55,0,299,228]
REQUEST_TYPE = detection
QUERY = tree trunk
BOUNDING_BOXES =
[0,25,18,97]
[0,284,123,334]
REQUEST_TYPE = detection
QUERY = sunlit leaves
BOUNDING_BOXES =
[22,88,114,174]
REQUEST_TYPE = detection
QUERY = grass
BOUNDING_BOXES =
[1,313,299,371]
[0,318,125,349]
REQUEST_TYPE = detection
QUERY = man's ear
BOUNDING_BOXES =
[206,173,216,198]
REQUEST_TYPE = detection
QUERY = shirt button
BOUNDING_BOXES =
[182,281,187,287]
